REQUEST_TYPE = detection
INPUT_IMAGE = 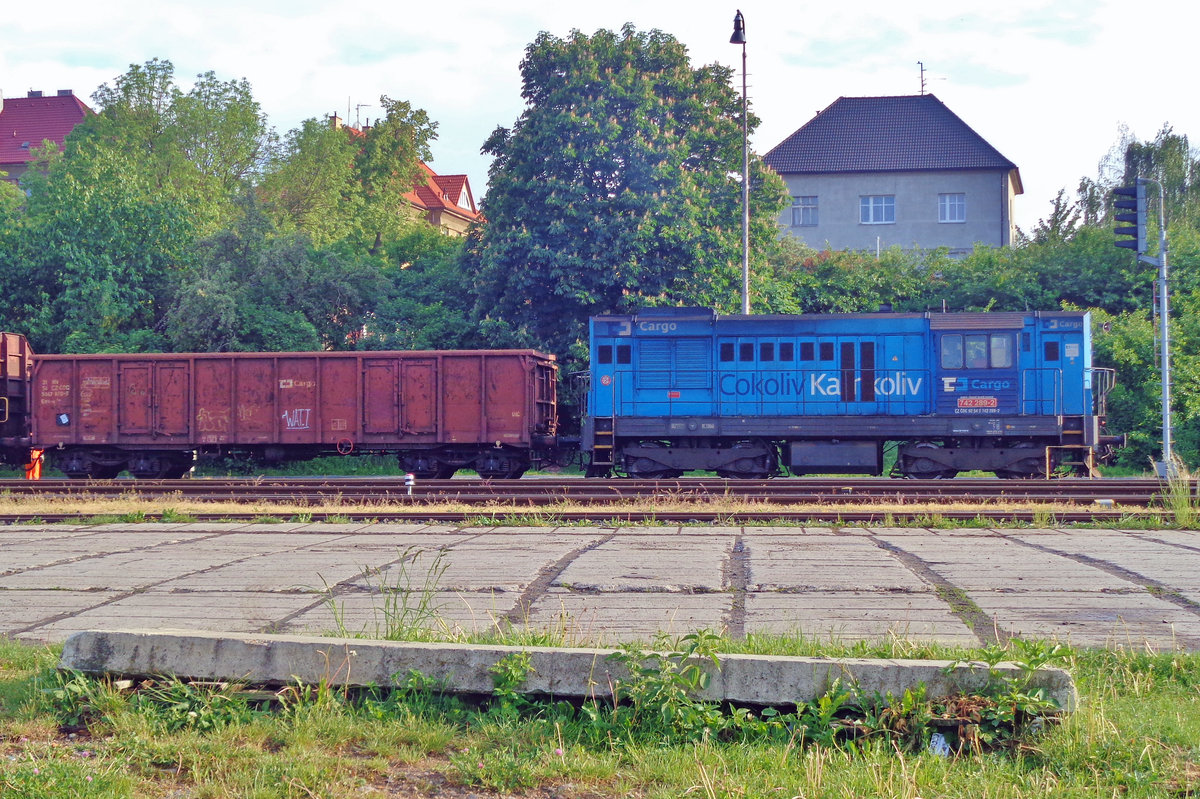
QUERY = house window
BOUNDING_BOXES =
[860,195,895,224]
[791,196,818,226]
[939,193,966,223]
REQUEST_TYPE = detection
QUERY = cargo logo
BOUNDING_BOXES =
[282,408,311,430]
[637,321,678,333]
[941,378,1013,392]
[719,372,923,397]
[279,379,317,390]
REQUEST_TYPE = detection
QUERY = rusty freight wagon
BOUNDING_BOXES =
[0,332,34,467]
[32,350,558,479]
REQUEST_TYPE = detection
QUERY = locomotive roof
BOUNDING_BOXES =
[592,309,1088,324]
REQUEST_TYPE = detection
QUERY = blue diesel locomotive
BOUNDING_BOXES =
[583,308,1122,478]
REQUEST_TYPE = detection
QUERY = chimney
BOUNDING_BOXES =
[27,90,43,98]
[330,113,343,130]
[57,89,73,97]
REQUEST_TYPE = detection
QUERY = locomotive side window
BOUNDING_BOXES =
[780,342,795,361]
[991,335,1014,368]
[1044,341,1060,361]
[616,345,631,365]
[759,343,775,362]
[965,335,989,368]
[720,342,735,362]
[800,342,815,361]
[739,343,754,362]
[941,333,1015,369]
[819,342,835,361]
[941,335,964,369]
[598,345,613,364]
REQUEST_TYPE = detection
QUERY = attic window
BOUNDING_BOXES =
[20,142,29,149]
[457,187,471,210]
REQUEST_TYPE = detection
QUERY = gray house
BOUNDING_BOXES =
[763,94,1022,255]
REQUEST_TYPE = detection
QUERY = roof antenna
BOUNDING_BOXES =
[918,61,926,95]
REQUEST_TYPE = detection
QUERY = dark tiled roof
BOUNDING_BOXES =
[763,94,1017,176]
[0,92,92,168]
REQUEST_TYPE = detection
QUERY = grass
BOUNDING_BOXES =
[3,633,1200,798]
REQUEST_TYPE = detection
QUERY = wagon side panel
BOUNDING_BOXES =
[483,354,534,446]
[442,354,483,443]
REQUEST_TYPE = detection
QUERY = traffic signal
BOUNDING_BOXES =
[1113,183,1147,254]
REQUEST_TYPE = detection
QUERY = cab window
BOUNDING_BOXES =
[942,333,1015,369]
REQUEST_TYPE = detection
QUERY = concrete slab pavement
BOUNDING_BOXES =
[1,522,1199,651]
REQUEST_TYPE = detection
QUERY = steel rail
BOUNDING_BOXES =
[0,476,1184,507]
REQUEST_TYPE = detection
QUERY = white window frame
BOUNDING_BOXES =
[791,195,818,227]
[860,195,895,225]
[939,193,966,223]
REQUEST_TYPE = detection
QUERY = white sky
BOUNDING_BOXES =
[3,0,1192,234]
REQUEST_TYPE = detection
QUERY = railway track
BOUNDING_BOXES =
[0,475,1185,509]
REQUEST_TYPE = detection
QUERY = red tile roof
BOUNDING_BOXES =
[405,161,480,221]
[0,92,93,170]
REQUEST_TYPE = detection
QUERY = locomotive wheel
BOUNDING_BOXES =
[624,442,683,479]
[900,443,957,479]
[995,442,1045,479]
[716,440,777,479]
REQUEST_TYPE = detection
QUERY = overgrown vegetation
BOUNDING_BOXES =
[3,635,1199,798]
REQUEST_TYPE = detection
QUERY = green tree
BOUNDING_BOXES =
[258,118,363,248]
[355,226,477,350]
[5,144,193,352]
[468,24,788,358]
[259,97,438,256]
[77,58,273,234]
[355,97,438,255]
[166,193,389,352]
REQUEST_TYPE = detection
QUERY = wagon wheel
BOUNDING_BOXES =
[399,453,440,480]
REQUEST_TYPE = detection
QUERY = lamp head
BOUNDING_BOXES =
[730,10,746,45]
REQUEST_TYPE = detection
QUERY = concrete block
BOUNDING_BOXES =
[59,629,1078,711]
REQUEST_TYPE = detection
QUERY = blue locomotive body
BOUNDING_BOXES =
[585,308,1118,478]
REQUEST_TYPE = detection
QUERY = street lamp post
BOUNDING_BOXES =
[730,10,749,314]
